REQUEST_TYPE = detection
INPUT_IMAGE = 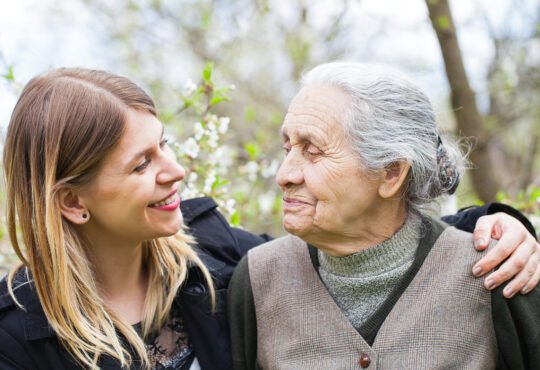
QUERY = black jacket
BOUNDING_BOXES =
[0,197,270,370]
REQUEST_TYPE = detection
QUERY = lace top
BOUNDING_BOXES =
[136,303,197,370]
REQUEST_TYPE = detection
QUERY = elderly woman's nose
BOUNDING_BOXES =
[276,154,303,187]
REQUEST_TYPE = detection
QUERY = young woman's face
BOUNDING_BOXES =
[79,109,185,246]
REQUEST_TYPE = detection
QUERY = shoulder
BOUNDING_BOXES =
[0,268,37,337]
[0,268,31,316]
[229,234,303,295]
[247,234,304,261]
[429,222,496,270]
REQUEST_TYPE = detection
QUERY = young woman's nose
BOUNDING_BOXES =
[157,152,186,184]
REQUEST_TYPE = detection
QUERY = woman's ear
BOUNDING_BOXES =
[378,161,411,199]
[57,187,89,224]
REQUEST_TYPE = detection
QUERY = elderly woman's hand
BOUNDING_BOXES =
[471,212,540,298]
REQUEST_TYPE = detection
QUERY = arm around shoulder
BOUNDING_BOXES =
[492,283,540,369]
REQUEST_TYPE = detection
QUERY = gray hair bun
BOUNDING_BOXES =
[437,136,460,195]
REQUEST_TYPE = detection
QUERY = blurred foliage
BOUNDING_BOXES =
[496,186,540,232]
[170,62,283,229]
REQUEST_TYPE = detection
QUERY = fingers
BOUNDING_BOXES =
[520,243,540,295]
[472,226,527,277]
[472,214,505,252]
[484,244,539,298]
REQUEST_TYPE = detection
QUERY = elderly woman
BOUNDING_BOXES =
[228,62,540,369]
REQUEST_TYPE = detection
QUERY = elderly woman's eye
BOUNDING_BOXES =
[282,144,291,154]
[305,145,322,157]
[160,135,172,148]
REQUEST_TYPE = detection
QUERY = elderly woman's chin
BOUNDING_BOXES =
[282,213,314,238]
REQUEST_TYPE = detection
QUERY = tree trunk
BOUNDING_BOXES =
[426,0,501,201]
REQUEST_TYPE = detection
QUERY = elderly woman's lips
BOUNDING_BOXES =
[283,198,312,209]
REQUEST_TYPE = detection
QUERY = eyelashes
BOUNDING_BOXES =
[282,143,323,158]
[134,158,151,173]
[160,135,172,148]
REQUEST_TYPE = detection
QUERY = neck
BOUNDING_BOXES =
[307,201,408,257]
[86,235,148,324]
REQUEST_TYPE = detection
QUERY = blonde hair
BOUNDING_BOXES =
[3,68,214,368]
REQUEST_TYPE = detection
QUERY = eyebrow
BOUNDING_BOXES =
[127,125,165,166]
[281,126,321,144]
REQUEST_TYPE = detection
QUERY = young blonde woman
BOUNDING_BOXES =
[0,68,537,370]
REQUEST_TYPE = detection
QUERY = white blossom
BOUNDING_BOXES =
[193,121,205,140]
[218,117,230,134]
[182,79,197,96]
[183,138,200,159]
[258,192,275,214]
[213,146,234,170]
[244,161,259,182]
[180,186,198,200]
[207,120,217,133]
[225,199,236,215]
[261,159,279,179]
[208,130,219,148]
[204,170,216,194]
[188,172,198,184]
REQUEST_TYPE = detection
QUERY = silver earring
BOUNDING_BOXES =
[82,213,89,220]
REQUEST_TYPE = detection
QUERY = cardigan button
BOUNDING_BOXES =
[359,353,371,368]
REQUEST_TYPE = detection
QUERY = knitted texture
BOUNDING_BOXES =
[318,213,422,329]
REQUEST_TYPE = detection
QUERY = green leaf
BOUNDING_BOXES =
[201,11,211,28]
[211,176,229,190]
[437,16,450,30]
[244,143,261,160]
[244,106,256,122]
[202,62,213,83]
[210,95,230,105]
[495,190,508,203]
[2,66,14,81]
[230,211,241,226]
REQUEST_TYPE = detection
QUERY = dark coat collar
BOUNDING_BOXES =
[0,268,56,341]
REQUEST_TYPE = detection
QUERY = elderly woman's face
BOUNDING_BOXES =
[276,85,384,246]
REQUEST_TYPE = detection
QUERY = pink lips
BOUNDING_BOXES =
[149,191,180,212]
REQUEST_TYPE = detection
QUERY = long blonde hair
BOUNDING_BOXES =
[3,68,214,368]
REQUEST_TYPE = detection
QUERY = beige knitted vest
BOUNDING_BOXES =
[247,227,497,370]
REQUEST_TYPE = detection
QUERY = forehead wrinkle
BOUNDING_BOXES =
[284,114,343,147]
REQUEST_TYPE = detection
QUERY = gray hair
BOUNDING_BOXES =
[301,62,463,210]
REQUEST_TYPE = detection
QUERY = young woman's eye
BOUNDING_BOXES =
[134,158,151,172]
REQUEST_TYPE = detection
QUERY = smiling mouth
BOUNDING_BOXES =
[149,192,178,208]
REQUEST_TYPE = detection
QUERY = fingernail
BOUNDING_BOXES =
[486,278,496,290]
[474,238,486,248]
[504,286,514,298]
[521,287,530,294]
[472,265,483,276]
